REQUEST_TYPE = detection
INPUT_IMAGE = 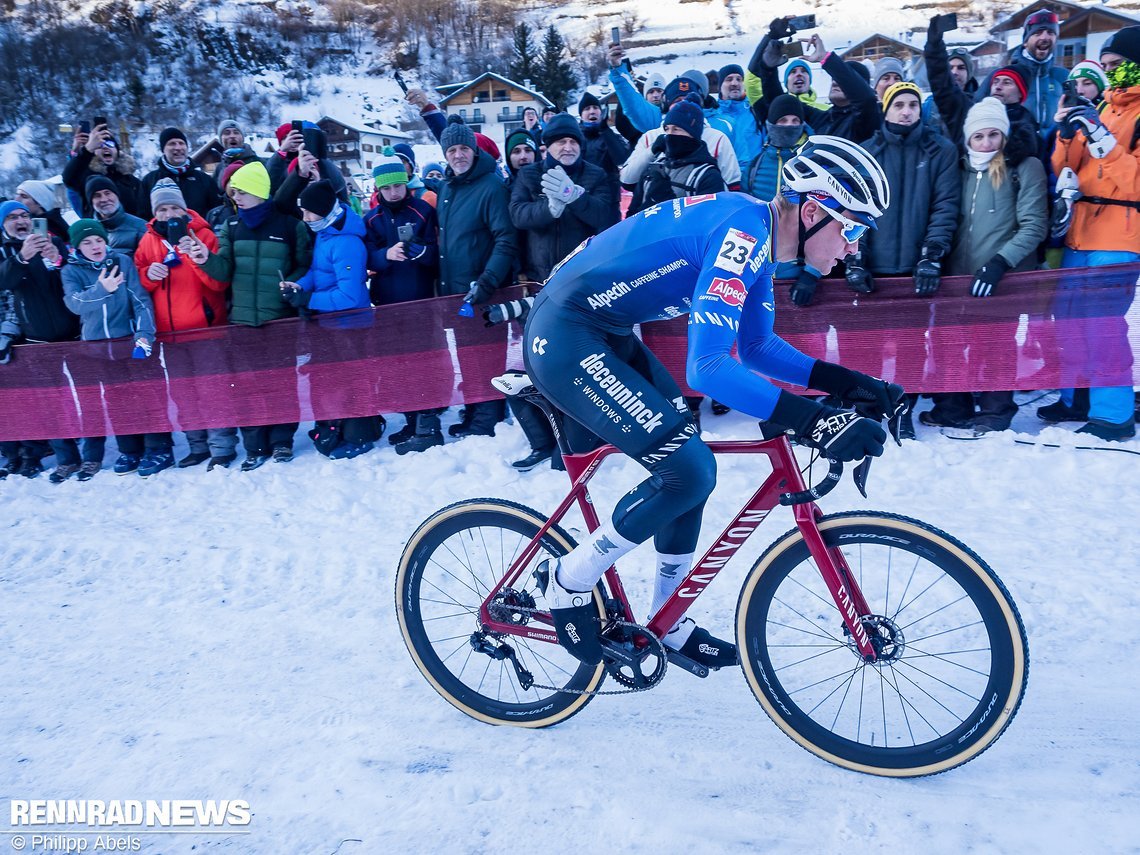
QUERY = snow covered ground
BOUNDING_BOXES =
[2,396,1138,853]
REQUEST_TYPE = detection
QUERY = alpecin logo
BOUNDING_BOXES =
[708,277,747,307]
[578,352,665,433]
[587,281,631,310]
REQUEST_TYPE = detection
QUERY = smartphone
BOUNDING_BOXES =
[611,26,621,45]
[1062,78,1092,108]
[933,12,958,32]
[783,40,806,58]
[302,127,322,155]
[787,14,817,31]
[31,218,48,238]
[291,119,303,134]
[166,217,188,245]
[92,115,107,129]
[397,224,414,243]
[394,70,409,93]
[78,120,91,135]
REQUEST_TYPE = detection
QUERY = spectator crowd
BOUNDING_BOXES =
[3,10,1139,484]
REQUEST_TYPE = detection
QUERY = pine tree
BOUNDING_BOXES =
[536,24,577,111]
[509,22,537,85]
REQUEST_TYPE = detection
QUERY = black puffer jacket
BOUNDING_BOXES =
[627,136,726,214]
[861,121,961,274]
[0,236,80,342]
[509,156,617,282]
[436,149,517,296]
[137,161,223,220]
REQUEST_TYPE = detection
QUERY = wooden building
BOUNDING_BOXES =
[437,72,554,151]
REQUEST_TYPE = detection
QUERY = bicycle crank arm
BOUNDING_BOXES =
[664,648,710,679]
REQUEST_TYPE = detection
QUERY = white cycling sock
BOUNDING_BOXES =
[556,519,639,593]
[650,552,694,620]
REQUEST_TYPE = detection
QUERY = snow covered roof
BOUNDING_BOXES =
[437,72,554,108]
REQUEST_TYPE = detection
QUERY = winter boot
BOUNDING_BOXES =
[387,413,418,446]
[112,453,141,475]
[177,451,211,468]
[241,454,270,472]
[49,464,80,484]
[207,454,237,471]
[271,445,294,463]
[512,447,553,472]
[1076,418,1136,442]
[138,450,175,477]
[394,431,444,455]
[327,441,374,460]
[533,558,603,665]
[76,461,100,481]
[1037,389,1090,423]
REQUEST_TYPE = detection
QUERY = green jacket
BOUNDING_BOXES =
[200,204,312,327]
[948,156,1047,276]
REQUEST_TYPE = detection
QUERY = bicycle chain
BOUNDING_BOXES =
[486,604,668,696]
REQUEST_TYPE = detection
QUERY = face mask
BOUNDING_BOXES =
[765,121,803,148]
[306,201,343,233]
[664,134,700,158]
[968,149,1000,170]
[1108,60,1140,89]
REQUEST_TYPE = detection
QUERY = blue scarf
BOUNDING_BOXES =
[237,200,273,230]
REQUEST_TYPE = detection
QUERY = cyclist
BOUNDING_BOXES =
[523,136,906,669]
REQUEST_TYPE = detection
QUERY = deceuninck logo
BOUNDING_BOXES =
[8,799,252,829]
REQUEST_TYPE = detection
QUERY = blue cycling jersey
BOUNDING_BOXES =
[538,191,816,420]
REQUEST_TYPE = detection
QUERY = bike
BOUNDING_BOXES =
[395,376,1029,777]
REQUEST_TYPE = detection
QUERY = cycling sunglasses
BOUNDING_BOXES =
[819,204,871,243]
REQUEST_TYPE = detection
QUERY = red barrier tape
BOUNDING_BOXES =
[1,266,1137,441]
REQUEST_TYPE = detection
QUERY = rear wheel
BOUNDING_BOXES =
[396,499,606,727]
[736,512,1028,777]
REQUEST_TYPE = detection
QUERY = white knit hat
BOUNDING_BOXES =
[16,180,55,212]
[964,97,1010,144]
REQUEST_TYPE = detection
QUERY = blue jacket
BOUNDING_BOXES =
[741,129,810,201]
[608,65,662,134]
[363,195,439,305]
[62,250,156,342]
[706,98,762,168]
[296,208,370,312]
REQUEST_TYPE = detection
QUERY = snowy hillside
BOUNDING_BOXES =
[2,399,1138,853]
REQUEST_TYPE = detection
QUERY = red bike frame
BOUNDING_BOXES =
[476,435,880,661]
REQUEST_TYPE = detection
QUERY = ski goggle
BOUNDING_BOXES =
[819,203,871,243]
[1025,10,1060,27]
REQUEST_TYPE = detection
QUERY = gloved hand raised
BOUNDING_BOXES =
[1068,105,1117,158]
[541,167,585,206]
[769,390,887,462]
[808,361,908,421]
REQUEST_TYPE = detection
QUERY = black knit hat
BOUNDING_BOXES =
[578,91,602,113]
[719,63,745,82]
[159,127,187,148]
[1102,26,1140,66]
[768,94,805,124]
[663,100,704,138]
[542,113,585,145]
[84,175,119,204]
[847,60,872,84]
[298,180,338,218]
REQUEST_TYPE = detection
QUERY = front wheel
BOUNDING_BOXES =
[396,498,606,727]
[736,512,1028,777]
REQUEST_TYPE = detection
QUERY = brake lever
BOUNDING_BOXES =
[852,457,871,498]
[886,398,910,447]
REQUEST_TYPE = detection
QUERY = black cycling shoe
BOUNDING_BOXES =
[534,559,603,666]
[665,619,738,670]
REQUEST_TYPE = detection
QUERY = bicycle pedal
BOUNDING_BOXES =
[665,648,710,678]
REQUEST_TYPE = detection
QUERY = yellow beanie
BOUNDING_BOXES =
[228,161,271,200]
[882,81,923,114]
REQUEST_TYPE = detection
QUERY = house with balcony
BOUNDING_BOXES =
[316,117,413,182]
[436,72,554,152]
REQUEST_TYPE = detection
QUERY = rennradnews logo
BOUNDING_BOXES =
[10,799,251,829]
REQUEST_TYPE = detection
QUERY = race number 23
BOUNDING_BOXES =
[715,228,758,275]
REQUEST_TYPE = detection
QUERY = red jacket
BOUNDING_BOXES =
[135,211,228,332]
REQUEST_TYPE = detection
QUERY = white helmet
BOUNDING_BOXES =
[781,135,890,223]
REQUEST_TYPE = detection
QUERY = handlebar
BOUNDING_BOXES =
[779,458,843,506]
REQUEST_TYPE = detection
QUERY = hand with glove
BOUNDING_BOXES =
[541,166,585,206]
[808,361,908,422]
[789,267,821,307]
[1051,167,1081,240]
[768,390,887,462]
[131,337,152,359]
[280,284,311,308]
[971,255,1010,298]
[1068,105,1117,158]
[482,297,533,327]
[465,277,497,306]
[927,12,956,42]
[914,246,942,297]
[844,254,875,294]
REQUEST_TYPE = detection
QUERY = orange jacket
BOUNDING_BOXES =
[135,211,228,332]
[1052,85,1140,253]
